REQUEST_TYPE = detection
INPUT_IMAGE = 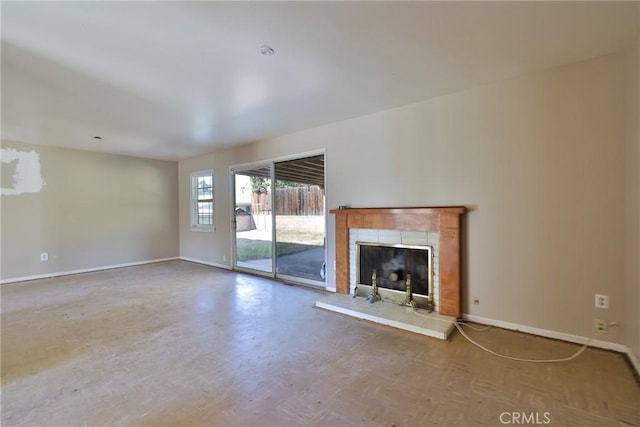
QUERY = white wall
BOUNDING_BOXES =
[1,141,179,281]
[623,40,640,364]
[179,48,638,355]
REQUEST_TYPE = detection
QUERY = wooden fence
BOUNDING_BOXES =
[250,187,324,215]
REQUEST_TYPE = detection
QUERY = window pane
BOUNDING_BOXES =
[197,176,212,188]
[198,214,213,225]
[192,172,214,228]
[197,175,213,201]
[198,201,213,225]
[198,187,212,199]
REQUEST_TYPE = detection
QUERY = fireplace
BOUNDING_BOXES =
[355,242,434,310]
[317,207,464,338]
[330,206,465,317]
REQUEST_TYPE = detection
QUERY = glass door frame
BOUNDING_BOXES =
[230,161,276,278]
[229,149,327,288]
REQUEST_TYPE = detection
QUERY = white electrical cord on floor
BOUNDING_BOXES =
[453,321,604,363]
[455,320,492,332]
[411,308,612,363]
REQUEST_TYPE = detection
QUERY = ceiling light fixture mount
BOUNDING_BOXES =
[260,45,275,56]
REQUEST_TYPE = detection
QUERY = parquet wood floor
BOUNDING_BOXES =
[1,261,638,426]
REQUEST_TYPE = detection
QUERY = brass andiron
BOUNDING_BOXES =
[402,274,417,309]
[425,299,435,313]
[425,284,435,313]
[367,270,381,303]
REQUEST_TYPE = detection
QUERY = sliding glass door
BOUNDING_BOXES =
[232,154,325,286]
[274,155,326,284]
[233,165,273,274]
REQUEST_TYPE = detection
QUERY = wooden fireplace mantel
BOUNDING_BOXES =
[330,206,466,317]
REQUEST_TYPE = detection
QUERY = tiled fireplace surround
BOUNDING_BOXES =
[349,229,441,311]
[330,207,466,317]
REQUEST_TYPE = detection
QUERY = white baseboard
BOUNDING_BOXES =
[463,313,640,376]
[0,257,179,285]
[627,349,640,377]
[179,256,232,270]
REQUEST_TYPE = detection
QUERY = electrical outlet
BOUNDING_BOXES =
[40,252,48,262]
[223,255,227,262]
[594,318,608,332]
[595,294,609,309]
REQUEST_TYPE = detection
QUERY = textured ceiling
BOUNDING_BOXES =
[1,1,638,160]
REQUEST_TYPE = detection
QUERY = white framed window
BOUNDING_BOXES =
[191,170,215,231]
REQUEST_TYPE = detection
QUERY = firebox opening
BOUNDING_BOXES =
[356,242,433,308]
